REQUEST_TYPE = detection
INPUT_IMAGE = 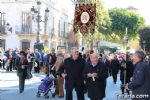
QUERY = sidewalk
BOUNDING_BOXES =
[0,69,45,90]
[0,69,131,100]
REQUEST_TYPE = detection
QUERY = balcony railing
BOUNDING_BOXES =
[16,26,32,34]
[21,26,32,34]
[0,25,6,34]
[0,12,6,34]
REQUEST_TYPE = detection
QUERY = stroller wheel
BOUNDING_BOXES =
[52,93,56,98]
[36,92,41,97]
[45,95,49,99]
[44,93,49,99]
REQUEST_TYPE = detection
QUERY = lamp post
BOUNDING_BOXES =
[124,28,129,44]
[31,1,49,52]
[122,27,129,91]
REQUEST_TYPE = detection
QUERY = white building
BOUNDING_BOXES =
[0,0,72,51]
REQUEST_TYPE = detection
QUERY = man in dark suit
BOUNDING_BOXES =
[110,55,120,84]
[46,48,57,74]
[83,53,108,100]
[59,47,85,100]
[101,54,111,76]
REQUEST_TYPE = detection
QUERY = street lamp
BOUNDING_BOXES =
[122,27,129,91]
[30,1,49,52]
[124,27,129,44]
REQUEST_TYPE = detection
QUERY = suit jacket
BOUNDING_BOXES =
[16,58,28,77]
[128,61,150,100]
[83,62,108,99]
[59,57,85,90]
[111,59,120,73]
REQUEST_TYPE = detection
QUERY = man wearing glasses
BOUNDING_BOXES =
[59,47,85,100]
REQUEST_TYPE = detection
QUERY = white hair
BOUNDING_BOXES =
[71,47,78,52]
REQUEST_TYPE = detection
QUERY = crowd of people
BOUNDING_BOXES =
[0,47,150,100]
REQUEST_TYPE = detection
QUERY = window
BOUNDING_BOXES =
[21,12,32,34]
[50,17,55,35]
[61,21,67,37]
[59,20,65,37]
[64,22,66,37]
[0,12,6,34]
[22,41,30,51]
[58,20,61,36]
[0,39,5,50]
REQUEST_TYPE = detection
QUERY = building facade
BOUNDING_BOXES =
[0,0,71,51]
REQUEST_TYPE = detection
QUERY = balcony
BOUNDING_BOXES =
[16,25,32,34]
[0,26,6,35]
[60,31,67,38]
[0,12,6,35]
[21,26,32,34]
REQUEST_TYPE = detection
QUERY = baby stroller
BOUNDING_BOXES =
[36,75,54,99]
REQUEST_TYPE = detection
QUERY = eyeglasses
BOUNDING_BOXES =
[133,54,138,56]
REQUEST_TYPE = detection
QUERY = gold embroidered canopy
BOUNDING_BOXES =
[73,3,96,35]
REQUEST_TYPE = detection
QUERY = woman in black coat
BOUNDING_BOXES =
[16,51,28,93]
[83,53,108,100]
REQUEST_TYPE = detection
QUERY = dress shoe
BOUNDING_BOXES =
[58,96,64,98]
[19,90,23,93]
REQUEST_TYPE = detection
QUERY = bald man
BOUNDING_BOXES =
[83,53,108,100]
[59,47,85,100]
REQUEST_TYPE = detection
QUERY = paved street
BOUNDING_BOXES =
[0,70,130,100]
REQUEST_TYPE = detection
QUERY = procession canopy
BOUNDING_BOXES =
[73,1,96,35]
